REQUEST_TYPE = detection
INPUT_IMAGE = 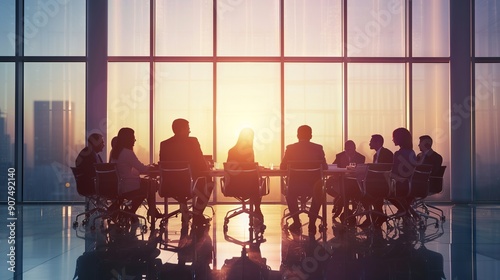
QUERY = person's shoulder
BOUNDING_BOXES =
[382,147,393,153]
[160,136,175,145]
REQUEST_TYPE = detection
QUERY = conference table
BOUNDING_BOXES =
[207,164,355,230]
[149,164,356,233]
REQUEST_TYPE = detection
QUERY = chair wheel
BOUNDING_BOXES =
[223,225,228,232]
[141,225,148,233]
[82,219,88,226]
[72,221,78,229]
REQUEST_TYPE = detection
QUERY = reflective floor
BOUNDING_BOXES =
[1,203,499,279]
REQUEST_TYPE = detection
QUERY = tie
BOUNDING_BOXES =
[373,152,378,163]
[96,153,103,163]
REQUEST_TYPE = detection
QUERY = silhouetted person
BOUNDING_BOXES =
[370,134,393,164]
[159,118,214,227]
[109,136,117,163]
[359,134,394,228]
[110,127,161,218]
[390,127,417,216]
[332,140,366,168]
[280,125,328,235]
[227,128,264,224]
[75,133,105,196]
[417,135,443,176]
[329,140,365,223]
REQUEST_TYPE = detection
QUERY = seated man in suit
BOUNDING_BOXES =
[328,140,366,223]
[417,135,443,176]
[280,125,328,235]
[359,134,394,228]
[333,140,366,168]
[75,133,105,196]
[159,118,214,227]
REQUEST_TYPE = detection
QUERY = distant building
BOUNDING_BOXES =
[34,101,74,166]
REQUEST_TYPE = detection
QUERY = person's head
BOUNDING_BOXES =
[117,127,135,149]
[392,127,412,149]
[345,140,356,153]
[418,135,433,152]
[297,125,312,141]
[110,136,118,149]
[172,118,190,137]
[369,134,384,150]
[88,133,104,153]
[236,128,254,148]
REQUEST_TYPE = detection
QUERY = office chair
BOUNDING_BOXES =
[71,166,106,229]
[220,162,269,244]
[93,163,148,238]
[389,164,433,233]
[281,161,327,239]
[413,165,447,228]
[157,161,213,251]
[353,163,393,228]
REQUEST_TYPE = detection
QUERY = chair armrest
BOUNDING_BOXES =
[281,176,288,196]
[220,177,226,195]
[259,176,270,196]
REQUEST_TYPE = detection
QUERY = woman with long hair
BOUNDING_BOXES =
[390,127,417,216]
[110,127,162,219]
[226,128,265,224]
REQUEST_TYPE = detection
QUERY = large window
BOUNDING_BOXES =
[6,0,485,202]
[23,63,86,201]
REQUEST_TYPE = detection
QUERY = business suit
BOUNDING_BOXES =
[333,151,366,168]
[75,146,103,196]
[417,149,443,176]
[364,146,393,227]
[373,147,393,164]
[280,140,328,229]
[159,134,213,225]
[160,135,211,181]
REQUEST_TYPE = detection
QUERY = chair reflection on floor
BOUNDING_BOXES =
[220,240,272,280]
[220,162,269,245]
[281,161,327,241]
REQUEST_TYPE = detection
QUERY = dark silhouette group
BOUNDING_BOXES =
[75,120,443,236]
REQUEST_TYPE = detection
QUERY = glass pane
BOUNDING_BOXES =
[284,0,342,56]
[0,63,15,202]
[412,0,449,57]
[156,0,213,56]
[108,0,150,56]
[24,0,86,56]
[217,0,280,56]
[153,63,213,163]
[107,62,150,163]
[0,0,15,56]
[217,63,280,202]
[348,63,405,158]
[475,63,500,200]
[24,63,86,201]
[284,63,343,163]
[347,0,405,57]
[412,63,450,200]
[475,0,500,57]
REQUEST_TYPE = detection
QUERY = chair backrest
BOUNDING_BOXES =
[222,162,261,198]
[362,163,392,198]
[94,163,120,199]
[286,161,324,197]
[409,164,433,198]
[158,161,194,199]
[71,166,96,197]
[429,166,446,195]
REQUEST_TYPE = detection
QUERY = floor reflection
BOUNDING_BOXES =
[4,204,500,279]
